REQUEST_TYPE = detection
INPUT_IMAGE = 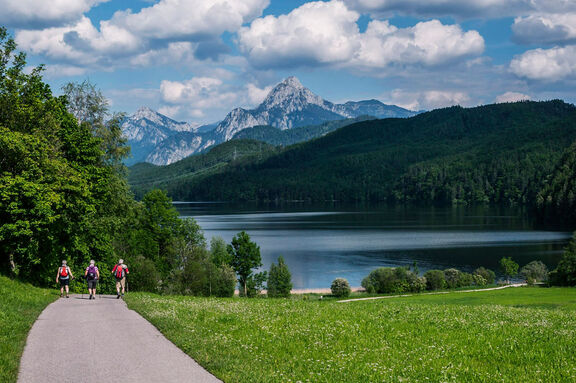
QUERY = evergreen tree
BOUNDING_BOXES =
[267,256,292,298]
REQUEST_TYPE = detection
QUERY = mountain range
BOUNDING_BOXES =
[122,76,418,165]
[128,100,576,207]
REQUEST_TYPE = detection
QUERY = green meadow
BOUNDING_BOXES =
[0,276,56,383]
[126,287,576,383]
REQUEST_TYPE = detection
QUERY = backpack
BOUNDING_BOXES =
[115,265,124,279]
[60,266,68,277]
[87,265,97,280]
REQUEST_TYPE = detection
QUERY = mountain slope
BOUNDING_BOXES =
[137,100,576,204]
[122,107,198,165]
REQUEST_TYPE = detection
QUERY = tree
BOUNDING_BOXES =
[267,256,292,298]
[474,267,495,285]
[549,234,576,286]
[331,278,351,298]
[423,270,446,290]
[520,261,549,284]
[210,236,231,266]
[227,231,263,297]
[499,257,519,284]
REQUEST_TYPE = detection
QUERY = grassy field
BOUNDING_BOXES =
[0,276,57,383]
[126,287,576,383]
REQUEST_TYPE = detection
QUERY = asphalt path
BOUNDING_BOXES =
[18,294,221,383]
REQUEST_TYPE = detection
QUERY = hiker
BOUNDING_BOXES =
[56,260,74,298]
[84,260,100,300]
[112,259,129,299]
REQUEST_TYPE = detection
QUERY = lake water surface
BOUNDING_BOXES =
[176,203,572,289]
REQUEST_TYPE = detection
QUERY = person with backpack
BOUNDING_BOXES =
[84,260,100,300]
[56,260,74,298]
[111,259,129,299]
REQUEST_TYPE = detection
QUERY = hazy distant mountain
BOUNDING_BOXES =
[214,76,417,141]
[122,107,199,165]
[125,77,418,165]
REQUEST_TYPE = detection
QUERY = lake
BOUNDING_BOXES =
[176,203,572,290]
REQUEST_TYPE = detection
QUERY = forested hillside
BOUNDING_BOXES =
[231,116,375,147]
[139,100,576,206]
[129,140,280,199]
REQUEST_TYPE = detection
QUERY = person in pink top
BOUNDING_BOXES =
[112,259,129,299]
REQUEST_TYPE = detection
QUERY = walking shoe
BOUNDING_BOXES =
[89,295,92,300]
[117,294,120,299]
[60,293,63,298]
[66,295,70,298]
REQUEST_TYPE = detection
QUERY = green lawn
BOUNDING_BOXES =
[126,287,576,383]
[0,276,57,383]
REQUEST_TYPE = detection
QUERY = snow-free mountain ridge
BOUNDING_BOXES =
[125,77,418,165]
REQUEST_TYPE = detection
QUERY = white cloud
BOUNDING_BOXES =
[0,0,106,28]
[238,1,484,71]
[512,14,576,45]
[14,0,270,71]
[494,92,531,103]
[158,106,182,119]
[510,46,576,81]
[246,83,274,105]
[160,77,239,119]
[345,0,576,19]
[390,89,471,111]
[113,0,270,40]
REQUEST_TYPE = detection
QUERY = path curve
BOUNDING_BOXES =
[18,295,221,383]
[338,283,527,303]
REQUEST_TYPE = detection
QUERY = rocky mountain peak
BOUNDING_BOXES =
[260,76,328,113]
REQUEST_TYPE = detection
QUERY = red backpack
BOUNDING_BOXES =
[60,266,68,277]
[115,265,124,279]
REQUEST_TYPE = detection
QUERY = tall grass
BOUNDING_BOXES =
[0,276,57,383]
[127,287,576,382]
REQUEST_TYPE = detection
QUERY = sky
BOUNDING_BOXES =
[2,0,576,125]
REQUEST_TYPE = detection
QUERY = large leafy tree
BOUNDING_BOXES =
[227,231,263,297]
[0,28,131,286]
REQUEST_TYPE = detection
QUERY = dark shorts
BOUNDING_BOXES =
[87,279,98,289]
[59,277,69,286]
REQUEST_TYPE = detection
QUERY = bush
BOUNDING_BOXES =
[520,261,549,284]
[331,278,351,297]
[444,268,462,289]
[549,247,576,286]
[474,267,496,285]
[212,264,237,297]
[473,274,487,286]
[128,256,160,293]
[424,270,446,290]
[267,256,293,298]
[362,267,424,294]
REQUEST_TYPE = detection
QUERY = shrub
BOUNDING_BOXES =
[474,267,496,284]
[520,261,549,284]
[444,268,462,289]
[212,264,237,297]
[331,278,351,297]
[500,257,519,283]
[424,270,446,290]
[473,274,487,286]
[242,271,267,298]
[128,256,160,292]
[361,267,422,294]
[267,256,293,298]
[549,243,576,286]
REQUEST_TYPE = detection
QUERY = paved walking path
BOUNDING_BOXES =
[338,283,527,303]
[18,295,221,383]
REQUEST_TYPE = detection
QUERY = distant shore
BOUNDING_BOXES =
[235,287,365,295]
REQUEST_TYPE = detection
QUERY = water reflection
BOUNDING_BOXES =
[176,203,572,289]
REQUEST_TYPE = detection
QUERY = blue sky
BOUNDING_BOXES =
[2,0,575,124]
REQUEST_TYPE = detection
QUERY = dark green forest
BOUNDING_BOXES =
[132,100,576,224]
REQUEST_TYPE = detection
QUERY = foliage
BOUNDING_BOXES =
[211,264,237,298]
[244,271,268,298]
[127,287,576,383]
[267,256,293,298]
[331,278,351,297]
[0,29,132,287]
[210,236,231,266]
[0,276,56,383]
[127,256,160,293]
[549,234,576,286]
[500,257,519,283]
[361,267,425,294]
[520,260,549,284]
[423,270,446,290]
[133,100,576,208]
[227,231,263,297]
[473,267,496,285]
[537,142,576,225]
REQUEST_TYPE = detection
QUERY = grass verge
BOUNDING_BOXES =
[0,275,57,383]
[126,287,576,382]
